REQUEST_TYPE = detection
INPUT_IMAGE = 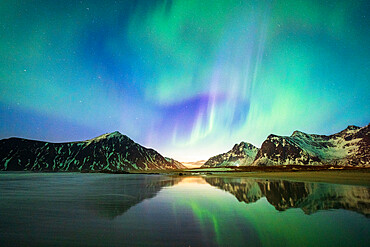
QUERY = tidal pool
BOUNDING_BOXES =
[0,172,369,246]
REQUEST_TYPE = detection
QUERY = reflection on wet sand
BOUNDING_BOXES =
[83,176,183,219]
[205,177,370,217]
[0,173,369,247]
[85,175,370,219]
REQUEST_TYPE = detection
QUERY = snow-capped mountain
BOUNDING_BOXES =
[201,124,369,167]
[201,142,259,167]
[0,131,186,172]
[253,124,369,166]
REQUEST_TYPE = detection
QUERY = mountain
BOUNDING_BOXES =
[253,124,369,166]
[201,142,259,167]
[181,160,207,168]
[0,131,185,172]
[201,124,369,167]
[205,177,370,217]
[165,157,187,169]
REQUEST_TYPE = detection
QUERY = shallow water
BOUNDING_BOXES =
[0,172,369,247]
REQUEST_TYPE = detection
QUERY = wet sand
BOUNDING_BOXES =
[133,167,370,186]
[210,170,370,186]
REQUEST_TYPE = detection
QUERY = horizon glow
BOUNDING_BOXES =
[0,0,369,162]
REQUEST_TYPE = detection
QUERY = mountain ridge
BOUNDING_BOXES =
[0,131,186,172]
[202,124,369,167]
[254,123,369,166]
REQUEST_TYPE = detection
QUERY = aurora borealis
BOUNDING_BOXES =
[0,0,369,162]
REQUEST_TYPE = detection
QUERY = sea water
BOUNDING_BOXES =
[0,172,369,247]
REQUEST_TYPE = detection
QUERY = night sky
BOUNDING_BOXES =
[0,0,369,162]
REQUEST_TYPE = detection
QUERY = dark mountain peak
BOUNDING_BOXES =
[234,141,258,150]
[291,130,310,138]
[230,141,258,154]
[345,125,361,131]
[109,131,123,136]
[291,130,303,136]
[99,131,125,138]
[265,134,283,143]
[334,125,363,138]
[267,134,279,139]
[232,141,245,150]
[84,131,131,144]
[3,137,22,141]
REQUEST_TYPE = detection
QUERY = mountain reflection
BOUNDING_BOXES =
[82,175,370,219]
[83,175,183,219]
[205,177,370,217]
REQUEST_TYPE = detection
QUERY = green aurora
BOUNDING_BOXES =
[0,0,369,161]
[161,177,369,247]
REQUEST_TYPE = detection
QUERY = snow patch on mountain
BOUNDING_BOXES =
[253,124,369,166]
[201,141,259,168]
[0,132,185,172]
[84,131,126,146]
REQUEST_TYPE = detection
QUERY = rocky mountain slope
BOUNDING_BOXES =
[254,124,369,166]
[201,142,259,167]
[165,157,186,169]
[0,131,186,172]
[202,124,369,167]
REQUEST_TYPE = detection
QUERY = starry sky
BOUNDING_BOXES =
[0,0,369,162]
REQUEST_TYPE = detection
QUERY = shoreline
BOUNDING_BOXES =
[2,168,370,187]
[133,166,370,186]
[204,170,370,186]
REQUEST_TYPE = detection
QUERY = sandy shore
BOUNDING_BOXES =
[132,168,370,186]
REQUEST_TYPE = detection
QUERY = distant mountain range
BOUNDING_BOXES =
[181,160,207,168]
[202,124,369,167]
[0,131,186,172]
[1,124,368,171]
